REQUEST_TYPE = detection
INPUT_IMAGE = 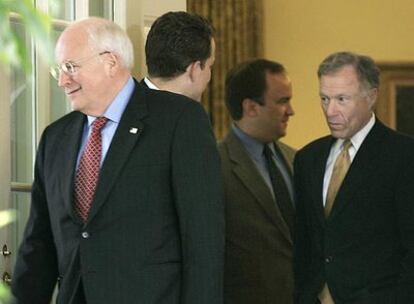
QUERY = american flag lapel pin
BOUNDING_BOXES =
[129,127,138,134]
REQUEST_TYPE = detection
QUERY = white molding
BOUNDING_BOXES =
[0,66,11,273]
[113,0,186,78]
[75,0,89,20]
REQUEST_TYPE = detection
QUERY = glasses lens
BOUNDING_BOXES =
[50,62,77,80]
[63,62,75,74]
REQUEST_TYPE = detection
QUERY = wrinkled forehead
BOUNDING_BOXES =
[55,26,90,63]
[319,66,361,87]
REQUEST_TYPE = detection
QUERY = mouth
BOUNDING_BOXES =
[328,122,343,130]
[66,87,81,95]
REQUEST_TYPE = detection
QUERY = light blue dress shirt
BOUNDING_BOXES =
[76,77,135,168]
[231,124,295,203]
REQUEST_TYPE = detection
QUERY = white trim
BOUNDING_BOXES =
[0,66,11,273]
[75,0,89,20]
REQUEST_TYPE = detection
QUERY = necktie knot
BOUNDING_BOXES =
[92,117,108,133]
[342,139,352,151]
[263,144,273,158]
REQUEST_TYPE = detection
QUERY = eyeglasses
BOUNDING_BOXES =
[50,51,110,80]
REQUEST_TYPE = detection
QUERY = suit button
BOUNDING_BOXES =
[81,232,89,239]
[325,256,333,263]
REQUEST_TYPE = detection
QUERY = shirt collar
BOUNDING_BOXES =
[144,77,160,90]
[87,76,135,126]
[332,113,376,152]
[231,124,267,161]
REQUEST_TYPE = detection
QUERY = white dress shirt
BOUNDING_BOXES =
[144,77,159,90]
[322,114,376,205]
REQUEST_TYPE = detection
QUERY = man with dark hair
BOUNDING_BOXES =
[219,59,296,304]
[294,51,414,304]
[144,11,215,102]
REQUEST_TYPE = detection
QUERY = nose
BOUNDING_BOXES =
[325,100,338,117]
[287,103,295,116]
[57,71,72,88]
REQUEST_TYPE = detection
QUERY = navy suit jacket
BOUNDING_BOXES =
[294,120,414,304]
[12,80,224,304]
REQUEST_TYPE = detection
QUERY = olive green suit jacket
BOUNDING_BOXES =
[219,131,295,304]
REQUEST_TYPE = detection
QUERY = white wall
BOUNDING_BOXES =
[116,0,187,79]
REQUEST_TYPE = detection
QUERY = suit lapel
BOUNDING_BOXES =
[59,112,86,225]
[329,121,385,220]
[312,137,334,225]
[225,132,292,243]
[86,83,148,224]
[274,142,293,177]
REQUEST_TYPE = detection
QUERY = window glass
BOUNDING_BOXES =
[89,0,113,18]
[49,1,74,21]
[50,27,71,121]
[10,192,31,267]
[10,20,34,184]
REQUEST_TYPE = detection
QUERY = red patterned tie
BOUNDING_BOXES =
[74,117,108,222]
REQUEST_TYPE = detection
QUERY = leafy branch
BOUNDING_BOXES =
[0,0,53,72]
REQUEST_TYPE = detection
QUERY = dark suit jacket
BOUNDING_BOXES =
[12,81,224,304]
[219,131,296,304]
[294,120,414,304]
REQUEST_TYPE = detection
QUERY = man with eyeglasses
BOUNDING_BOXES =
[294,51,414,304]
[49,51,110,81]
[11,17,224,304]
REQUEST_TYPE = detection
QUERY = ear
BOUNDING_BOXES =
[103,52,119,77]
[367,88,378,108]
[241,98,260,118]
[186,61,202,83]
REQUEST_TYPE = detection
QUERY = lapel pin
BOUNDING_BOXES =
[129,127,138,134]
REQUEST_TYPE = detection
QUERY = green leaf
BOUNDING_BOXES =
[0,209,16,228]
[0,282,11,303]
[0,0,53,73]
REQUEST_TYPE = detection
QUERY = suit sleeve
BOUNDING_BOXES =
[395,147,414,303]
[293,151,311,304]
[171,101,224,304]
[11,128,58,304]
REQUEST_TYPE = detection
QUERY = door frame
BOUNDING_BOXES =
[376,62,414,129]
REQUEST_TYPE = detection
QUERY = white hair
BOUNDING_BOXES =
[76,17,134,70]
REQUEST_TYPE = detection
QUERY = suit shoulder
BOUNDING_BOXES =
[217,134,230,148]
[276,141,295,164]
[144,88,211,130]
[369,120,414,149]
[217,140,225,151]
[297,135,331,157]
[217,136,230,157]
[143,85,199,109]
[383,123,414,141]
[43,111,83,135]
[384,127,414,152]
[49,111,81,126]
[277,141,296,154]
